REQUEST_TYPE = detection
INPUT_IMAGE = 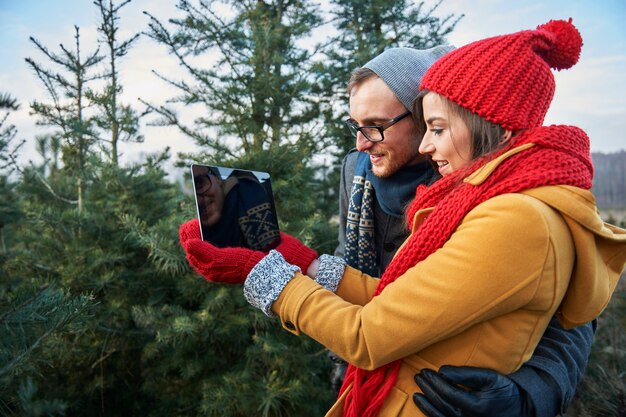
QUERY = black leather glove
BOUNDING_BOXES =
[413,366,533,417]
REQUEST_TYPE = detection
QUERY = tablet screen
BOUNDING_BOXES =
[191,164,281,251]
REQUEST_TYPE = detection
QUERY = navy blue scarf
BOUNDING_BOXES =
[344,152,435,276]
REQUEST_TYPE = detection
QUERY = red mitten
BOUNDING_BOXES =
[179,218,202,245]
[183,238,265,284]
[180,218,264,283]
[178,219,318,282]
[275,232,318,272]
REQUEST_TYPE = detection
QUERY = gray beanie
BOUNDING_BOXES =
[363,45,456,111]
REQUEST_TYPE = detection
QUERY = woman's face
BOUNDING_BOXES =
[418,92,473,176]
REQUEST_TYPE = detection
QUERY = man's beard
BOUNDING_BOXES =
[370,146,420,178]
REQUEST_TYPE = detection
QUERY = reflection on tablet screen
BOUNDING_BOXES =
[191,164,281,251]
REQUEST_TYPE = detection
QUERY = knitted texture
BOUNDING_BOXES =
[179,217,202,241]
[274,232,318,272]
[344,154,378,276]
[244,250,301,317]
[179,219,318,283]
[339,124,593,417]
[420,19,583,131]
[314,254,347,293]
[363,45,455,111]
[180,219,265,284]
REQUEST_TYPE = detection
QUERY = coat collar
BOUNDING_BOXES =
[464,143,535,186]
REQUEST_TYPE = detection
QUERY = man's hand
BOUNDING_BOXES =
[413,366,533,417]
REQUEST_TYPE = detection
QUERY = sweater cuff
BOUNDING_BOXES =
[244,250,300,317]
[314,254,346,292]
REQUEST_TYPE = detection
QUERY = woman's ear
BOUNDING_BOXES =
[500,130,513,144]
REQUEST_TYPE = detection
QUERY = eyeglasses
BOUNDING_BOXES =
[344,111,411,142]
[195,173,218,196]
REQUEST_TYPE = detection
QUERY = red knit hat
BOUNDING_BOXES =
[420,19,583,131]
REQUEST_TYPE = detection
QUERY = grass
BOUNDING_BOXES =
[566,274,626,417]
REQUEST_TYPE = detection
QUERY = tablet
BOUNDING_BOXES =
[190,164,281,250]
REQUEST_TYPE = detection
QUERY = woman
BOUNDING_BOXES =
[179,19,626,416]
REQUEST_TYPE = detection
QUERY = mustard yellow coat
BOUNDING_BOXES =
[272,166,626,416]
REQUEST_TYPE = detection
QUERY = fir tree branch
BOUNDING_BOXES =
[8,155,78,205]
[0,287,93,378]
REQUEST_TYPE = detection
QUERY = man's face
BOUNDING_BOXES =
[348,77,424,178]
[195,172,225,228]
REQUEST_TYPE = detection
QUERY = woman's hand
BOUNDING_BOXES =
[179,219,318,283]
[179,219,265,284]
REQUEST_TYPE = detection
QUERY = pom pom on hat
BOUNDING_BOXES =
[420,18,583,131]
[536,18,583,70]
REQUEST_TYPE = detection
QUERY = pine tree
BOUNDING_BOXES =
[0,92,22,252]
[3,3,188,414]
[140,2,336,415]
[0,286,93,415]
[3,150,189,414]
[143,0,330,240]
[0,94,96,415]
[25,26,104,213]
[89,0,144,166]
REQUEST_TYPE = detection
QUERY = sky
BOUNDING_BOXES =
[1,0,625,170]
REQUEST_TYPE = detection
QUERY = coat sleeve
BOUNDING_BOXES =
[509,318,595,417]
[333,265,379,306]
[272,194,567,370]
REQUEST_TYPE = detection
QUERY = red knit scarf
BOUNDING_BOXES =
[339,125,593,417]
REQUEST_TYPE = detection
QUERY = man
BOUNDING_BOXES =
[332,46,595,417]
